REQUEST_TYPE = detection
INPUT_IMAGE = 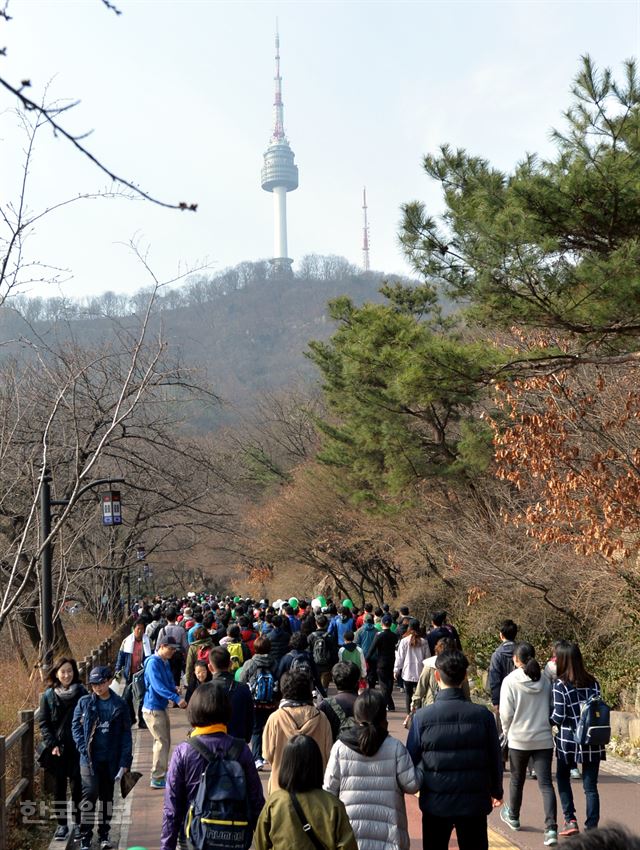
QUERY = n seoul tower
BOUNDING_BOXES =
[261,25,299,272]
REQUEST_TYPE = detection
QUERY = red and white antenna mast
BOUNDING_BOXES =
[362,187,370,271]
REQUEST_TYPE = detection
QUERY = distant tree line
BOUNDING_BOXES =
[10,255,392,324]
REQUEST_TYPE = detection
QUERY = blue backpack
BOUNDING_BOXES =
[250,668,275,707]
[575,695,611,747]
[184,737,252,850]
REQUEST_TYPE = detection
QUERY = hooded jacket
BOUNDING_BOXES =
[499,666,554,751]
[488,640,516,705]
[323,728,419,850]
[328,614,354,647]
[262,702,332,793]
[354,622,377,657]
[255,788,357,850]
[160,732,264,850]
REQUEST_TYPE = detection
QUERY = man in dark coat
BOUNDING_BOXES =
[207,646,254,742]
[366,613,398,710]
[407,650,503,850]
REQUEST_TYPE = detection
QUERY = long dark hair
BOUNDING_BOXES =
[514,642,541,682]
[405,620,422,648]
[353,689,388,756]
[556,641,596,689]
[48,657,81,688]
[279,735,324,792]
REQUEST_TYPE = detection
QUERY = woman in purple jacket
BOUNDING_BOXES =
[160,683,265,850]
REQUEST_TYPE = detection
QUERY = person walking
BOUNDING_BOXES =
[411,636,470,711]
[489,619,518,711]
[115,618,152,728]
[324,689,420,850]
[551,641,606,836]
[499,642,558,845]
[184,625,214,686]
[160,683,264,850]
[207,646,254,742]
[71,666,132,850]
[156,606,188,687]
[318,661,360,741]
[263,669,332,794]
[426,611,462,655]
[394,621,430,728]
[355,613,378,689]
[238,635,278,769]
[407,650,503,850]
[38,657,87,841]
[184,659,212,703]
[366,614,398,710]
[308,614,339,691]
[255,734,357,850]
[142,635,187,789]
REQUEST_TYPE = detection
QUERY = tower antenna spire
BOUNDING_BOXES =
[362,187,371,271]
[261,23,299,274]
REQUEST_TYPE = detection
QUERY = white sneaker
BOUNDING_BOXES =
[254,758,265,770]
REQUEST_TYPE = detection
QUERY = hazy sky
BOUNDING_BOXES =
[1,0,638,299]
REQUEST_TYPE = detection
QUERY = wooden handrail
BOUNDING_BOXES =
[0,615,133,848]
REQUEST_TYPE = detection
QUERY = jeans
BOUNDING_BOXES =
[53,767,82,827]
[378,668,395,710]
[404,680,417,715]
[79,762,114,842]
[557,758,600,829]
[251,707,273,760]
[422,813,488,850]
[509,747,557,829]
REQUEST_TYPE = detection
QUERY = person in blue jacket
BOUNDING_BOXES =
[142,635,187,789]
[328,606,354,648]
[71,666,132,850]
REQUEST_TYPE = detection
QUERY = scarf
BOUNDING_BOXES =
[279,699,313,709]
[191,723,227,737]
[54,683,82,702]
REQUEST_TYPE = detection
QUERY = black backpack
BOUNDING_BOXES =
[184,737,252,850]
[312,633,330,667]
[149,618,167,644]
[575,695,611,747]
[289,653,312,679]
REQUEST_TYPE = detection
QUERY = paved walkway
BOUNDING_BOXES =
[103,696,640,850]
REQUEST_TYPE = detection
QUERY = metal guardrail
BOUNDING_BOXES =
[0,617,133,848]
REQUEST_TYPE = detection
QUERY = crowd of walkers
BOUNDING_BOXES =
[35,593,636,850]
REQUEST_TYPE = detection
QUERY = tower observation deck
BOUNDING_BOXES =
[261,26,298,271]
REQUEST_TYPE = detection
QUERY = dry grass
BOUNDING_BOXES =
[0,614,113,736]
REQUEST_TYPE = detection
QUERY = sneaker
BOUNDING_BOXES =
[570,767,581,779]
[254,758,265,770]
[529,768,537,779]
[500,804,521,831]
[150,778,166,789]
[73,825,81,840]
[100,841,114,850]
[80,842,92,850]
[54,826,69,841]
[544,830,558,846]
[559,820,579,837]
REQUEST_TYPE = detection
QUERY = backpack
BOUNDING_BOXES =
[340,646,362,672]
[289,653,312,679]
[149,618,167,644]
[575,694,611,747]
[325,697,356,733]
[250,668,276,707]
[227,642,244,673]
[184,737,252,850]
[131,665,146,704]
[312,633,330,667]
[197,644,211,663]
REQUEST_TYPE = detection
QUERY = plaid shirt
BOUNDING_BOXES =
[551,678,606,763]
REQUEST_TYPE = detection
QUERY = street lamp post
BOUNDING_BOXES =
[39,472,125,671]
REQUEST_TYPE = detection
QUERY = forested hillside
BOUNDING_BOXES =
[1,255,405,420]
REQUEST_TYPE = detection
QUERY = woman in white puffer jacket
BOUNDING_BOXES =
[323,690,420,850]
